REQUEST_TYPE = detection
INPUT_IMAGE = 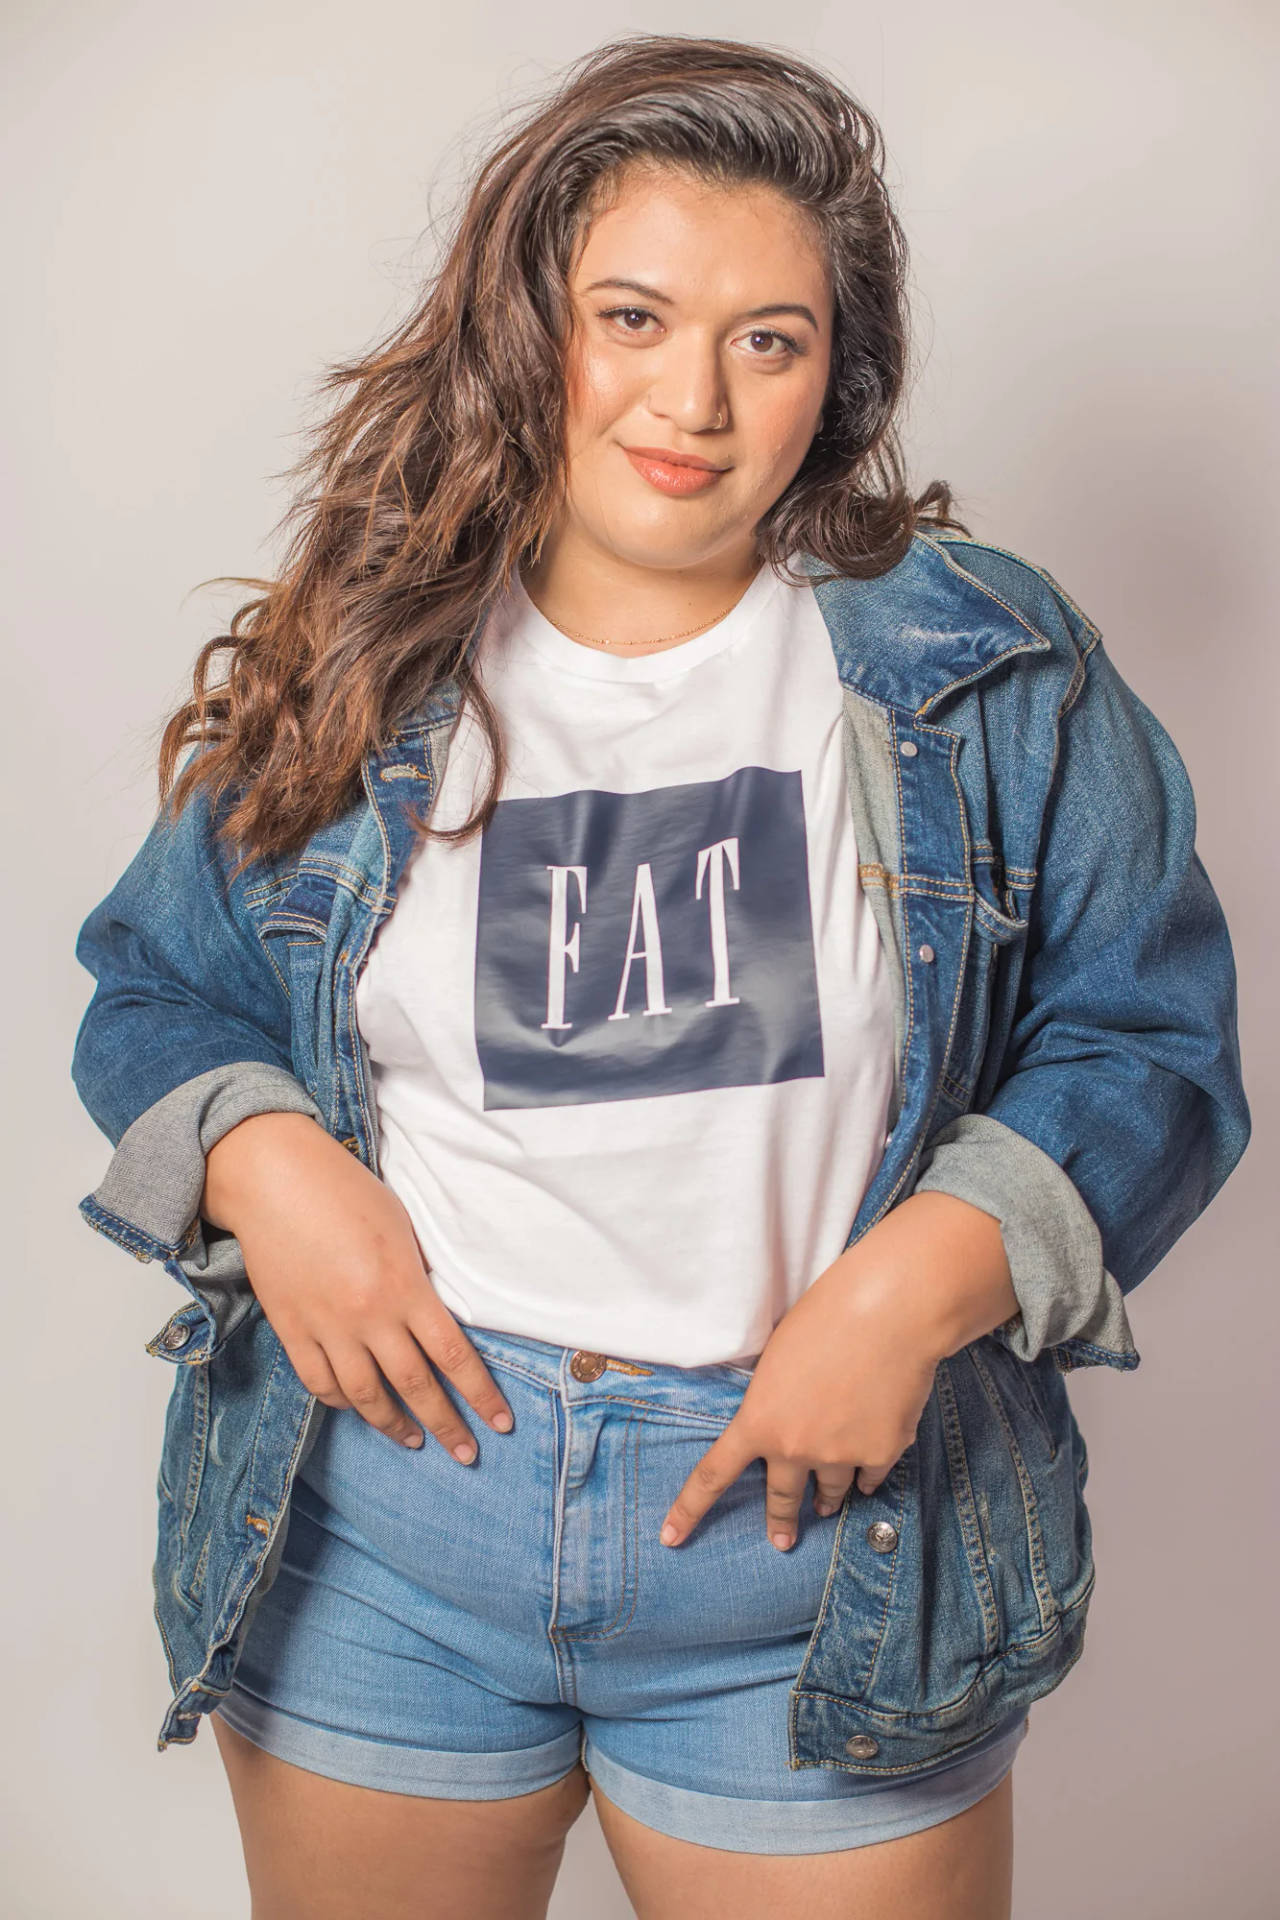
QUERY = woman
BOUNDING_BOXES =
[70,33,1249,1920]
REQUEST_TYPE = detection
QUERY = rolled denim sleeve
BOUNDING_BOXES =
[913,1112,1138,1368]
[85,1061,325,1359]
[71,747,322,1278]
[918,620,1250,1373]
[86,1060,323,1253]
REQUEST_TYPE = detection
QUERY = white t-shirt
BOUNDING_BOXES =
[355,560,895,1368]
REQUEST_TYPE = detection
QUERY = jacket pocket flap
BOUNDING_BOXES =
[973,894,1029,945]
[258,873,337,942]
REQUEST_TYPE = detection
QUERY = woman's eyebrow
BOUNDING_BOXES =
[582,276,819,330]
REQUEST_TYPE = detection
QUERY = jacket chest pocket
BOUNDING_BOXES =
[260,890,334,1099]
[941,872,1030,1108]
[279,938,327,1093]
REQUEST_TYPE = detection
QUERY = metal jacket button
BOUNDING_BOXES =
[867,1520,899,1552]
[569,1350,607,1382]
[161,1322,192,1350]
[917,943,935,963]
[898,739,918,757]
[845,1733,880,1758]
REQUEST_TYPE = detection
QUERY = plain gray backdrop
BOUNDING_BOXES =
[5,4,1274,1915]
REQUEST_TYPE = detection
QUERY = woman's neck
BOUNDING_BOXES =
[519,531,761,656]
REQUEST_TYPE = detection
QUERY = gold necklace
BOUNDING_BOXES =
[543,586,749,650]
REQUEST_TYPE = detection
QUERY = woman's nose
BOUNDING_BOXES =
[645,344,729,435]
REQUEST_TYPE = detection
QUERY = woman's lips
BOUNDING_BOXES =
[622,446,728,496]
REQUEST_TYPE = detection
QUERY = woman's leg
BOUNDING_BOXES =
[589,1766,1015,1920]
[212,1714,591,1920]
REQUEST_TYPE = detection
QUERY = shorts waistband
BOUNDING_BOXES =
[457,1319,758,1414]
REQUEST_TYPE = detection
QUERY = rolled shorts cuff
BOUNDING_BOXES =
[580,1713,1029,1857]
[213,1686,585,1800]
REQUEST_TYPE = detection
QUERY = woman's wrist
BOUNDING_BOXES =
[201,1109,328,1233]
[831,1189,1020,1365]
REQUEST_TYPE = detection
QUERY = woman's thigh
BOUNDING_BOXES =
[589,1765,1015,1920]
[211,1713,592,1920]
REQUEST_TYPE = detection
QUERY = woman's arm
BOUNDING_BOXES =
[71,747,322,1288]
[913,621,1251,1369]
[71,751,517,1453]
[73,753,302,1135]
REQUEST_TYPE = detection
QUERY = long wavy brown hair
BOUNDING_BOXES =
[159,33,968,870]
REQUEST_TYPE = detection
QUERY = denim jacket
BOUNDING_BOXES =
[71,529,1250,1771]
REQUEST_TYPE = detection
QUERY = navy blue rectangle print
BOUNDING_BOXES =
[473,765,823,1110]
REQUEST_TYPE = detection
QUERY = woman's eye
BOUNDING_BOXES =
[600,306,658,335]
[739,327,800,361]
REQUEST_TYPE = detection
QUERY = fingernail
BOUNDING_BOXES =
[453,1442,477,1464]
[403,1431,424,1449]
[771,1531,793,1551]
[660,1522,679,1545]
[491,1410,513,1432]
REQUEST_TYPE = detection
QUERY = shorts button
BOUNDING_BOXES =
[845,1733,880,1758]
[569,1350,607,1382]
[898,739,918,758]
[917,943,935,963]
[161,1322,192,1351]
[867,1520,899,1552]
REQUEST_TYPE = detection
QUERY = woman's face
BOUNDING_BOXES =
[556,165,834,577]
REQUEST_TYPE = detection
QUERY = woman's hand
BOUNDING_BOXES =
[202,1112,514,1461]
[658,1191,1020,1551]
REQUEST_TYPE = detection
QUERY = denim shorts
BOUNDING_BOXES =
[215,1320,1029,1855]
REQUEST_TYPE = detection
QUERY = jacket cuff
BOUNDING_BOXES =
[83,1060,324,1251]
[79,1063,325,1360]
[912,1112,1140,1373]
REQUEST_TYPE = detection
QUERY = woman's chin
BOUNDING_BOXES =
[573,514,749,577]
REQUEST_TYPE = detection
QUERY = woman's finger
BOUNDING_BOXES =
[279,1331,353,1410]
[660,1421,757,1547]
[407,1306,515,1435]
[855,1461,896,1497]
[764,1459,811,1551]
[812,1472,854,1518]
[324,1340,427,1452]
[372,1324,491,1464]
